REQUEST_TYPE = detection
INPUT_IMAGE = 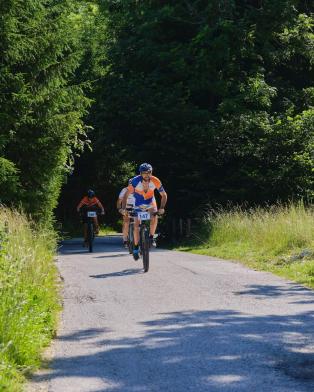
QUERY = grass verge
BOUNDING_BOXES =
[176,202,314,288]
[0,208,60,391]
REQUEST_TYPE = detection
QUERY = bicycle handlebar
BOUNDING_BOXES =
[128,210,163,218]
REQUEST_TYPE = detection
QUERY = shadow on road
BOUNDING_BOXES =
[234,284,314,305]
[93,253,130,258]
[55,328,111,342]
[89,268,142,279]
[30,309,314,391]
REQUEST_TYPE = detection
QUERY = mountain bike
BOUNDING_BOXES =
[79,207,99,253]
[86,210,97,252]
[130,210,160,272]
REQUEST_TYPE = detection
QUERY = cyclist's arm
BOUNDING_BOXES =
[159,191,167,210]
[121,189,130,210]
[77,198,85,212]
[116,198,122,210]
[155,179,167,212]
[96,198,105,214]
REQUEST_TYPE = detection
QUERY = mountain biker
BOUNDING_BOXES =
[77,189,105,246]
[121,163,167,260]
[117,185,135,248]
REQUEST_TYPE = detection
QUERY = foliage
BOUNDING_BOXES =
[0,158,20,203]
[57,3,136,224]
[0,207,59,390]
[65,0,314,219]
[0,0,313,226]
[0,0,91,221]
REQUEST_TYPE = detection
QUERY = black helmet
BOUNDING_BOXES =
[87,189,95,198]
[139,163,153,173]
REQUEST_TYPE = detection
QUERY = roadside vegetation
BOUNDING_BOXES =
[177,203,314,288]
[0,208,60,391]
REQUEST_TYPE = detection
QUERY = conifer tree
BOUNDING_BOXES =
[0,0,90,220]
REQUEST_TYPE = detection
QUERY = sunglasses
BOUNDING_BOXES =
[141,171,152,175]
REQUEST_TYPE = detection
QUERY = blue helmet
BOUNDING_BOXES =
[139,163,153,173]
[87,189,95,198]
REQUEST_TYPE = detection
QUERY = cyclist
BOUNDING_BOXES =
[121,163,167,260]
[117,185,135,248]
[77,189,105,246]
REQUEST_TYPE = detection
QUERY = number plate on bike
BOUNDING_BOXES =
[138,211,150,221]
[87,211,97,217]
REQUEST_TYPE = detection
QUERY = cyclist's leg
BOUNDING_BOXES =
[150,214,158,236]
[123,215,129,240]
[133,218,140,246]
[122,215,129,247]
[124,205,133,242]
[93,217,99,234]
[132,215,140,260]
[148,203,158,246]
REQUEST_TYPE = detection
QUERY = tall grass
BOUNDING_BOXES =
[207,202,314,258]
[0,208,60,391]
[179,202,314,288]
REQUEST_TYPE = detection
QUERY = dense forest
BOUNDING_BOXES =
[0,0,313,226]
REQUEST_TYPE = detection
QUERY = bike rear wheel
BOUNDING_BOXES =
[87,221,94,252]
[141,227,149,272]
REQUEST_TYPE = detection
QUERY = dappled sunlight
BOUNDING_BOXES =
[30,309,314,391]
[204,374,245,384]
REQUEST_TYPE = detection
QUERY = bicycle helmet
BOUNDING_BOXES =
[139,163,153,173]
[87,189,95,198]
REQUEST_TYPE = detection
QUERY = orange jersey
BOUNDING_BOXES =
[127,175,165,207]
[77,196,104,210]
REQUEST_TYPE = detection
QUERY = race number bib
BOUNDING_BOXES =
[87,211,97,217]
[138,211,150,221]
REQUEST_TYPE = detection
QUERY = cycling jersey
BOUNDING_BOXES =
[127,175,165,210]
[77,196,104,211]
[118,187,135,207]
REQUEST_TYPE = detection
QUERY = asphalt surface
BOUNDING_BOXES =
[27,235,314,392]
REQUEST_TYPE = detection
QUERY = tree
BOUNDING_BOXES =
[0,0,90,220]
[57,0,313,226]
[86,0,313,216]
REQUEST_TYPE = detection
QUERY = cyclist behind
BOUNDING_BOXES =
[77,189,105,246]
[122,163,167,260]
[117,184,135,248]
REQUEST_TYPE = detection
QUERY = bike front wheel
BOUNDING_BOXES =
[87,221,94,252]
[141,227,149,272]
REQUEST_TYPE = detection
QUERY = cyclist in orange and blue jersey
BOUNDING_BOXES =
[77,189,105,246]
[121,163,167,260]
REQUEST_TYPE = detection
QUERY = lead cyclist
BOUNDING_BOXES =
[121,163,167,260]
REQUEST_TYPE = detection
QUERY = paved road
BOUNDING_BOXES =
[28,235,314,392]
